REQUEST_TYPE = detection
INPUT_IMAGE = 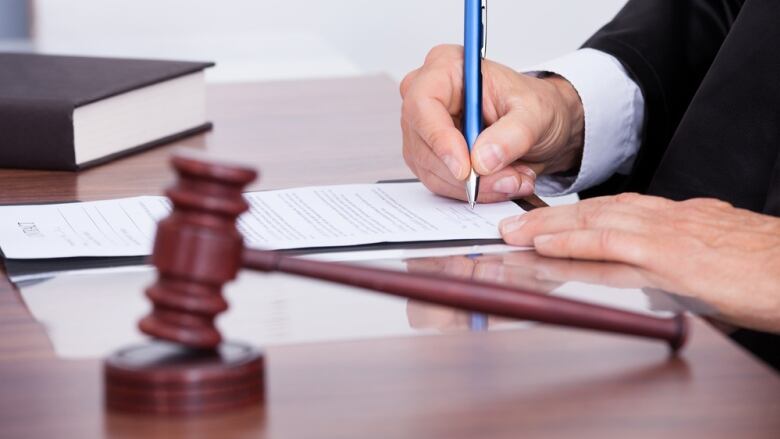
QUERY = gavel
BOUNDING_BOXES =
[104,152,688,415]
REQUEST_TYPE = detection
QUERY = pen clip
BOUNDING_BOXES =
[481,0,488,60]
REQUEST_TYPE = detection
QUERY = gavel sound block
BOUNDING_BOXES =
[104,153,688,415]
[104,156,263,415]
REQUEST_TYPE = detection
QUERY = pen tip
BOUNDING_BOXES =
[465,169,479,210]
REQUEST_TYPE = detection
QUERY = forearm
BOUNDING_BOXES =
[580,0,741,194]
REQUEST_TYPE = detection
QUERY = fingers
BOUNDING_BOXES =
[407,122,537,202]
[403,96,470,180]
[417,165,524,203]
[401,46,468,181]
[405,256,477,279]
[485,164,537,197]
[401,45,555,201]
[471,111,539,175]
[499,194,669,246]
[473,260,561,294]
[533,229,653,266]
[471,68,570,176]
[403,119,459,183]
[529,258,652,288]
[495,193,676,267]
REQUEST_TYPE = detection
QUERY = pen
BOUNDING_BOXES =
[463,0,486,209]
[466,253,489,331]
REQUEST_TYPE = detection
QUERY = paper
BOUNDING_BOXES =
[0,182,524,259]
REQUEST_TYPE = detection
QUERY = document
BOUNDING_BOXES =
[0,182,524,259]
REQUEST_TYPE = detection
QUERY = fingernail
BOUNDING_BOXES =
[475,144,504,173]
[534,234,553,246]
[492,176,520,194]
[500,216,526,235]
[518,179,535,196]
[441,155,463,179]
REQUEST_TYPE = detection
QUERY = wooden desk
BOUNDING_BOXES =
[1,76,779,439]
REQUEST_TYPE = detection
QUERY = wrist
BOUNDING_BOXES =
[543,74,584,174]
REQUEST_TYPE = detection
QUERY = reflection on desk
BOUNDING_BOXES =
[17,250,702,359]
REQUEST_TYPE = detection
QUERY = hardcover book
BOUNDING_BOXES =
[0,53,214,170]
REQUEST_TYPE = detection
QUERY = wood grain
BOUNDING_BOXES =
[0,76,779,439]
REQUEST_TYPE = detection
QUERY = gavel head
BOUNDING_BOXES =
[139,151,258,349]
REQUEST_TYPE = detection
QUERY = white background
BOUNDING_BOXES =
[29,0,628,81]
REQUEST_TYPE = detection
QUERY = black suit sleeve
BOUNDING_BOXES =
[579,0,743,197]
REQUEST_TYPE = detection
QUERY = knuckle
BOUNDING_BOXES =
[574,203,589,229]
[400,73,414,98]
[497,121,534,157]
[578,205,605,229]
[426,44,462,64]
[614,192,642,204]
[598,229,634,261]
[598,230,615,253]
[503,94,532,117]
[686,197,732,210]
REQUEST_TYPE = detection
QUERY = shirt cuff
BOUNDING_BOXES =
[525,48,645,196]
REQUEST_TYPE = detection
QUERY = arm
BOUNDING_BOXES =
[580,0,742,197]
[399,0,741,203]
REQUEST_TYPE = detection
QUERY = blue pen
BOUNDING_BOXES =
[463,0,486,209]
[466,253,489,331]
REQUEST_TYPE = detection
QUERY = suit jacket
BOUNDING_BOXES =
[579,0,779,369]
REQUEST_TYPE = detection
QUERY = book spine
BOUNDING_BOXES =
[0,98,77,171]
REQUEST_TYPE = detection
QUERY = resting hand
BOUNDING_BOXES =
[499,194,780,332]
[400,44,584,202]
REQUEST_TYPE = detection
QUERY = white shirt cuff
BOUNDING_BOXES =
[525,48,645,196]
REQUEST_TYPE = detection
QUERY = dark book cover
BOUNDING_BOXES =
[0,53,215,171]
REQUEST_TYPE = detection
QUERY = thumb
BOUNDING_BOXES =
[471,111,539,176]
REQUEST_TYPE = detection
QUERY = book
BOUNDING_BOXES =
[0,53,214,171]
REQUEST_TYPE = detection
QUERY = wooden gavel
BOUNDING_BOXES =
[142,153,688,352]
[104,152,687,415]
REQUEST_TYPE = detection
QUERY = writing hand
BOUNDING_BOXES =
[400,45,584,202]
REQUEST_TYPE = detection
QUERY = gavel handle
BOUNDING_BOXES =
[242,250,688,352]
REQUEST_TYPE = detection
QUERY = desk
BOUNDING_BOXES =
[1,76,779,439]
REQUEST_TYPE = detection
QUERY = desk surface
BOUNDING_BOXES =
[1,76,779,439]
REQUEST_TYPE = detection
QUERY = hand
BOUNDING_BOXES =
[400,45,584,203]
[404,252,562,293]
[499,194,780,333]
